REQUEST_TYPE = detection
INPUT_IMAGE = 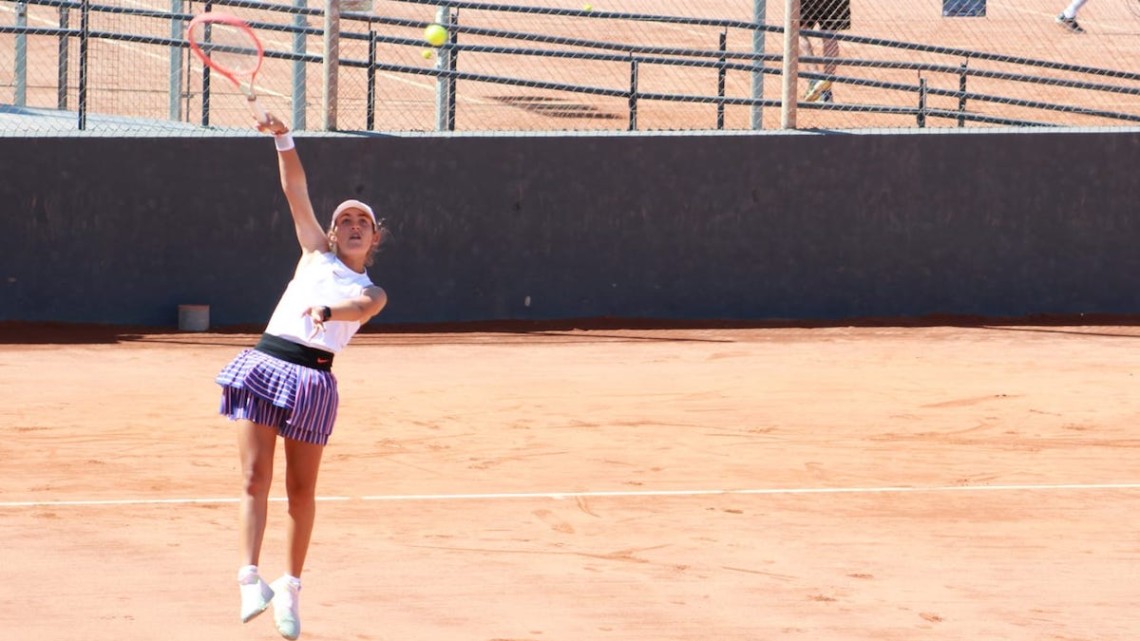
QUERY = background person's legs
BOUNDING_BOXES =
[1056,0,1089,32]
[801,35,838,102]
[800,0,848,102]
[1061,0,1089,18]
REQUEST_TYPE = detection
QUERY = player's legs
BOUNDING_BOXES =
[282,436,325,577]
[238,419,278,566]
[269,437,324,640]
[237,419,278,623]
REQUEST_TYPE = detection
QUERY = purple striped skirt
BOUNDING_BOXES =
[216,348,339,446]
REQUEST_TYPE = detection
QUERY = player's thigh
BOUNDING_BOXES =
[282,437,325,496]
[238,420,278,487]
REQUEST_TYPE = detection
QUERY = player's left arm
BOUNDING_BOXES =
[303,286,388,328]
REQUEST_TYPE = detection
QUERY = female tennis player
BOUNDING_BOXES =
[215,112,388,640]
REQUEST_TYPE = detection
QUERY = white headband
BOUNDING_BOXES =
[331,199,377,227]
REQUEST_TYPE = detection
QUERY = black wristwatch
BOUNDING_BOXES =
[320,306,332,322]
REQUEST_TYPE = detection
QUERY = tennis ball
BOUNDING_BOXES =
[424,23,448,47]
[583,3,593,11]
[421,49,433,59]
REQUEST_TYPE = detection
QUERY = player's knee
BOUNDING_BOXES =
[241,463,273,498]
[284,474,318,503]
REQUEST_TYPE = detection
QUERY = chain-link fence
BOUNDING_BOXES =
[1,0,1139,135]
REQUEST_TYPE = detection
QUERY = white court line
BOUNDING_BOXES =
[3,482,1140,508]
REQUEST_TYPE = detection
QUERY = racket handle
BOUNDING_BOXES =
[246,95,269,126]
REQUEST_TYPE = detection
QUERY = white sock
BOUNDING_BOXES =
[237,565,261,584]
[282,574,302,590]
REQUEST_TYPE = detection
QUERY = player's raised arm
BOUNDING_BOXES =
[259,114,330,255]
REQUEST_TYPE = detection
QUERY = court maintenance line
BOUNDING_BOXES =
[3,481,1140,508]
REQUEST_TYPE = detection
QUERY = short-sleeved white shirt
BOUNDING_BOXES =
[264,252,375,353]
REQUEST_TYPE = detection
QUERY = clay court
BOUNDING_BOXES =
[2,2,1139,640]
[1,320,1138,640]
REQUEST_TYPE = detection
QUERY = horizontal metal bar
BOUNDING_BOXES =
[922,109,1056,127]
[803,57,1140,98]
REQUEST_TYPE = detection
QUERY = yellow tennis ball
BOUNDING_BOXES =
[424,23,448,47]
[583,3,593,11]
[421,49,433,59]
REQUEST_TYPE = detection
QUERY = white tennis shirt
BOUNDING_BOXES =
[264,251,375,354]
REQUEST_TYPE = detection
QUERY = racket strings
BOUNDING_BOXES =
[189,23,260,76]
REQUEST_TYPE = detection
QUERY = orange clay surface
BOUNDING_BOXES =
[1,321,1138,641]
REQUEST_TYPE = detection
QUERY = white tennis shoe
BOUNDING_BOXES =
[270,576,302,640]
[239,575,275,623]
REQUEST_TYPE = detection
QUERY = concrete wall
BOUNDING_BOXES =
[2,130,1138,327]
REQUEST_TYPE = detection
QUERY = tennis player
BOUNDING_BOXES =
[215,112,388,640]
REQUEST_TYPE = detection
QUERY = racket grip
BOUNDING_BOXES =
[246,95,269,126]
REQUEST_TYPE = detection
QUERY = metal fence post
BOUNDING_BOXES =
[58,5,70,110]
[446,10,457,131]
[780,0,799,130]
[293,0,307,130]
[917,76,926,128]
[201,0,213,126]
[366,29,376,130]
[15,1,27,107]
[958,59,969,127]
[716,30,727,130]
[433,6,448,132]
[168,0,183,122]
[628,56,638,131]
[322,0,340,131]
[78,0,89,129]
[751,0,766,130]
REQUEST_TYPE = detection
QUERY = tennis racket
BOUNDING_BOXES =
[187,13,268,124]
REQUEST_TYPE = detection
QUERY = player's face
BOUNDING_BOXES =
[331,210,377,255]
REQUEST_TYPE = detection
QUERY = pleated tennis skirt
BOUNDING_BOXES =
[216,348,339,446]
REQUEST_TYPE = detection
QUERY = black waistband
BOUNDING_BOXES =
[254,333,335,371]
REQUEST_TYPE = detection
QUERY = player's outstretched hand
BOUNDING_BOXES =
[302,305,328,339]
[257,112,289,136]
